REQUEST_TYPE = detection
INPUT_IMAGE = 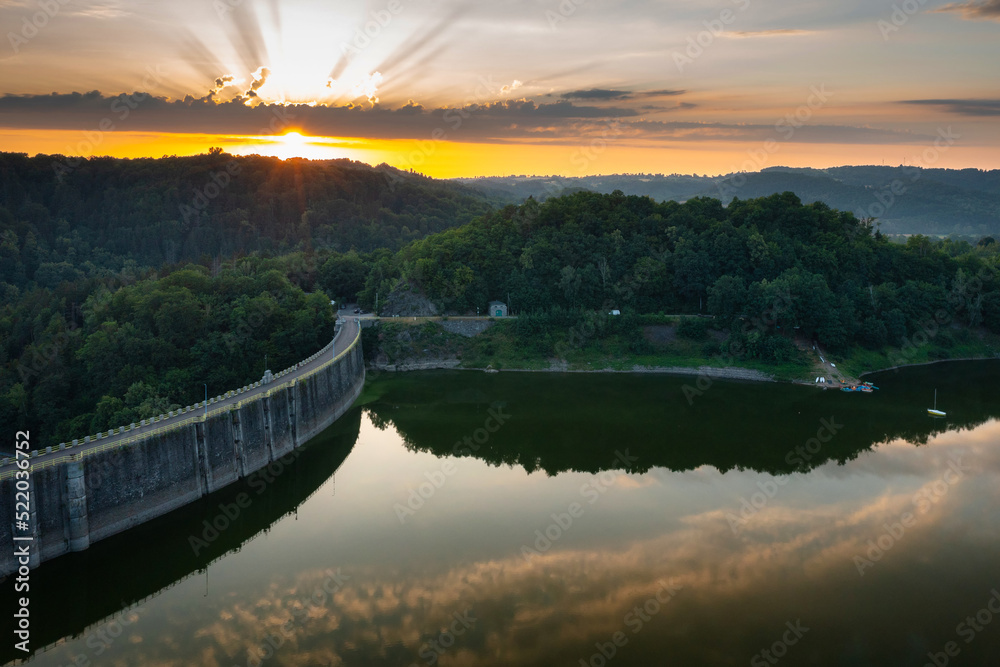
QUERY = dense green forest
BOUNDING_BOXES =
[1,262,334,446]
[0,150,496,274]
[457,166,1000,237]
[0,151,498,447]
[3,151,999,448]
[362,190,1000,360]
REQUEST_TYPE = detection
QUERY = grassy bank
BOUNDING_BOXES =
[836,329,1000,378]
[364,317,814,382]
[362,315,1000,384]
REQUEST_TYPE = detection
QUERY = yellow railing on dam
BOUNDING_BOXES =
[0,329,360,481]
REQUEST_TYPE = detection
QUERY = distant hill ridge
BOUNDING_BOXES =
[0,151,499,271]
[453,166,1000,237]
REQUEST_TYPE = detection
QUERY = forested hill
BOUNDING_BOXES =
[0,150,496,448]
[366,191,1000,352]
[3,152,999,448]
[0,150,496,279]
[454,166,1000,237]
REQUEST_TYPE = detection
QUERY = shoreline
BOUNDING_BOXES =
[370,354,1000,384]
[476,365,775,382]
[371,359,775,382]
[858,355,1000,378]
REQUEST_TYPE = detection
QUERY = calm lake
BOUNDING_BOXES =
[5,361,1000,667]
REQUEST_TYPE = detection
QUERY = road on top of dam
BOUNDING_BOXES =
[1,316,363,476]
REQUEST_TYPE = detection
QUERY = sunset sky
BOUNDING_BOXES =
[0,0,998,177]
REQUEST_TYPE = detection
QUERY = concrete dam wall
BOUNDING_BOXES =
[0,333,364,576]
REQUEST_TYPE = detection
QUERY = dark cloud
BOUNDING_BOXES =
[243,67,270,100]
[932,0,1000,20]
[638,90,687,99]
[628,119,930,144]
[900,98,1000,116]
[562,89,633,100]
[207,75,236,102]
[397,100,424,115]
[0,90,107,110]
[0,91,929,146]
[0,91,634,142]
[174,28,266,104]
[638,102,698,112]
[525,100,637,117]
[560,88,685,101]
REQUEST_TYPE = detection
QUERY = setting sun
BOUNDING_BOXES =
[280,131,306,151]
[230,130,362,161]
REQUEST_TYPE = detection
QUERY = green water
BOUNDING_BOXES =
[4,361,1000,666]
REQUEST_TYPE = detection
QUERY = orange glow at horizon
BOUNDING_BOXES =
[228,130,367,161]
[1,129,999,179]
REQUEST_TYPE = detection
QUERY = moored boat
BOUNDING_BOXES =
[928,389,946,417]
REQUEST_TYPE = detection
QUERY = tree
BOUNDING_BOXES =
[320,251,368,300]
[559,265,581,304]
[707,275,747,325]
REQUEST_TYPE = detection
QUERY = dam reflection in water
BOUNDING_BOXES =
[5,362,1000,667]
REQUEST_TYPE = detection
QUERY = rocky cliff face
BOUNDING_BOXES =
[366,321,465,370]
[380,282,439,316]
